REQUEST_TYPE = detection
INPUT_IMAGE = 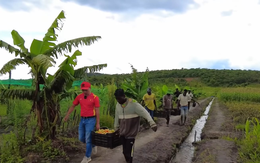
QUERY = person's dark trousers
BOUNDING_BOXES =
[176,100,180,109]
[120,136,135,163]
[144,106,154,129]
[145,106,154,119]
[165,109,171,125]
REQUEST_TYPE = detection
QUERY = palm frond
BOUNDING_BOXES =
[0,40,26,57]
[43,10,66,43]
[44,36,101,58]
[0,89,35,100]
[0,58,28,75]
[58,50,81,69]
[32,54,56,70]
[30,11,66,55]
[74,63,107,79]
[60,90,79,101]
[48,70,75,94]
[11,30,28,53]
[122,83,137,94]
[46,50,82,93]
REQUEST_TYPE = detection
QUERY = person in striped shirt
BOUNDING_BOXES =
[114,89,157,163]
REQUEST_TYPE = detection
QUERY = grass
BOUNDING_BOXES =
[225,102,260,124]
[194,148,216,163]
[0,104,7,116]
[0,83,209,162]
[0,86,116,162]
[238,118,260,163]
[218,87,260,163]
[218,87,260,103]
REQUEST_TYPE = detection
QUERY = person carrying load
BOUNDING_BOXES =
[114,89,157,163]
[64,82,100,163]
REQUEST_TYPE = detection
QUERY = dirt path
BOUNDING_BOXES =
[67,98,211,163]
[192,98,238,163]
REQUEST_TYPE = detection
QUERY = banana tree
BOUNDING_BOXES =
[46,51,107,139]
[175,84,181,92]
[41,50,83,139]
[121,65,149,102]
[0,38,55,129]
[0,50,107,139]
[154,85,168,109]
[0,10,107,138]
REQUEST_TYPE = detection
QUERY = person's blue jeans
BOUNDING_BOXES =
[78,117,96,157]
[180,106,188,124]
[180,106,188,117]
[145,106,154,119]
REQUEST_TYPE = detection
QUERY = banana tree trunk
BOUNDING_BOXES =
[8,71,11,89]
[34,98,60,140]
[49,102,60,139]
[30,73,44,133]
[30,87,61,140]
[6,71,11,115]
[44,91,61,140]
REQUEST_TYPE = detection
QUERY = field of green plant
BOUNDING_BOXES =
[1,8,260,163]
[0,9,112,162]
[218,87,260,163]
[1,77,258,163]
[0,57,215,162]
[0,62,208,162]
[0,80,207,162]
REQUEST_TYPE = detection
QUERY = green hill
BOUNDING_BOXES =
[2,68,260,87]
[87,68,260,87]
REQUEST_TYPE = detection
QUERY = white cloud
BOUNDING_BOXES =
[1,0,260,80]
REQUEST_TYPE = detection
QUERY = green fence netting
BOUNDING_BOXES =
[0,79,84,87]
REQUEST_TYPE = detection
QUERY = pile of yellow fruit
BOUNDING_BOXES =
[95,129,115,134]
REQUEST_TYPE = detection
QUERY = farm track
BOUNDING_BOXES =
[192,98,239,163]
[63,98,212,163]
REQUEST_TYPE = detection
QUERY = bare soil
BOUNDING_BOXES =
[63,98,212,163]
[192,98,240,163]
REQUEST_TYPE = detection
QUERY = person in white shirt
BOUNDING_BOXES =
[187,90,193,110]
[177,89,191,125]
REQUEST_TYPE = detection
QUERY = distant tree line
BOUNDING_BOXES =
[86,68,260,87]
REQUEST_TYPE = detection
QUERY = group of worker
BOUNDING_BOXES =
[63,81,194,163]
[142,87,193,126]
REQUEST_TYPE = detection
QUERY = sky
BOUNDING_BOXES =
[1,0,260,79]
